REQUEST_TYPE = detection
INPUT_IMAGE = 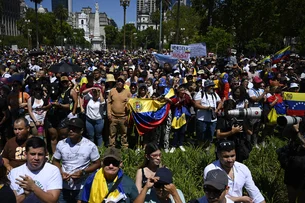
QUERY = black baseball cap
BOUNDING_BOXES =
[68,118,84,129]
[155,168,173,184]
[204,169,228,190]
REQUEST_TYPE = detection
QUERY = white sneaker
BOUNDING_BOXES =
[169,147,176,153]
[164,148,169,153]
[179,146,186,152]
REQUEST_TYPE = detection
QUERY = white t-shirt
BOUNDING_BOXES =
[9,163,62,202]
[86,98,105,120]
[53,137,100,190]
[248,88,264,108]
[229,96,248,109]
[194,91,221,122]
[29,64,41,72]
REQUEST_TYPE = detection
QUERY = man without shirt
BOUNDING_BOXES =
[52,118,101,203]
[9,137,62,203]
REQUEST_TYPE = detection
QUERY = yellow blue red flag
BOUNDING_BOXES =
[128,98,171,135]
[171,106,191,129]
[283,92,305,116]
[272,46,290,64]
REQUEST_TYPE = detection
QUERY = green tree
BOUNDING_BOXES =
[122,23,137,49]
[30,0,43,49]
[163,5,201,45]
[151,10,160,29]
[54,4,69,48]
[203,26,234,55]
[105,25,119,48]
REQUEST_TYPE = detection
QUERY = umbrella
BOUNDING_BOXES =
[29,51,46,57]
[49,62,83,73]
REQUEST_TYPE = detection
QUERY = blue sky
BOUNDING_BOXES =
[25,0,137,28]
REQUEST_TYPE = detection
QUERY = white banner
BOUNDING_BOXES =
[189,43,207,57]
[170,44,191,60]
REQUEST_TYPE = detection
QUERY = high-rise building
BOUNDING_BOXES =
[170,0,191,7]
[0,0,21,36]
[136,0,157,31]
[137,0,156,14]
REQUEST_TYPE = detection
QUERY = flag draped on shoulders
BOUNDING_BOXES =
[272,46,290,64]
[128,88,175,135]
[283,92,305,116]
[81,169,126,203]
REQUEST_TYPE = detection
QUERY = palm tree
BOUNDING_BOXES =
[54,4,68,49]
[30,0,43,49]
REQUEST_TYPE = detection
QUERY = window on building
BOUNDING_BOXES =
[81,20,84,24]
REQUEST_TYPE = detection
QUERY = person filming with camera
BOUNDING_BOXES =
[277,117,305,203]
[216,99,252,162]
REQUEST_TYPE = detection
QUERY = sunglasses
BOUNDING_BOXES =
[68,126,82,132]
[150,153,162,158]
[154,182,166,189]
[218,141,235,148]
[103,159,120,167]
[204,186,224,197]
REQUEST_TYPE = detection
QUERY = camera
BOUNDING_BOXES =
[227,107,262,119]
[277,116,302,126]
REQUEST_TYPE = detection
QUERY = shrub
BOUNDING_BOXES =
[101,136,288,202]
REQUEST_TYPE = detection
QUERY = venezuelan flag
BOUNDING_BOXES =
[259,55,271,64]
[128,99,171,135]
[172,106,191,129]
[283,92,305,116]
[163,87,175,98]
[272,46,290,64]
[81,169,126,203]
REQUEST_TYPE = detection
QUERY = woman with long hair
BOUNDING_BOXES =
[0,156,16,202]
[135,142,163,193]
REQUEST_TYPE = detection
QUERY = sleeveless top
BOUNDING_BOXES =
[141,168,148,188]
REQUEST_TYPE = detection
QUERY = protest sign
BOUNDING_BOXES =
[189,43,207,57]
[170,44,191,60]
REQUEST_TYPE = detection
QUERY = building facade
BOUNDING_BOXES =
[70,7,115,49]
[0,0,21,36]
[136,0,158,31]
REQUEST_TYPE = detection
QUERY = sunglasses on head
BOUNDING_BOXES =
[103,159,120,167]
[218,141,235,149]
[204,186,224,197]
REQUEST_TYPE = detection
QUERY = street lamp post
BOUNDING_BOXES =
[35,2,39,49]
[120,0,130,50]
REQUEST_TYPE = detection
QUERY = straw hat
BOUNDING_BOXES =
[106,74,115,83]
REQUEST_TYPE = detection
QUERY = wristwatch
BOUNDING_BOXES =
[82,169,87,176]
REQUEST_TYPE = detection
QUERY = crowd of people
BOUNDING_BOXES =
[0,47,304,203]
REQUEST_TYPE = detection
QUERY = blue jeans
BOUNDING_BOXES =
[58,189,81,203]
[86,117,104,146]
[172,124,186,147]
[196,120,217,143]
